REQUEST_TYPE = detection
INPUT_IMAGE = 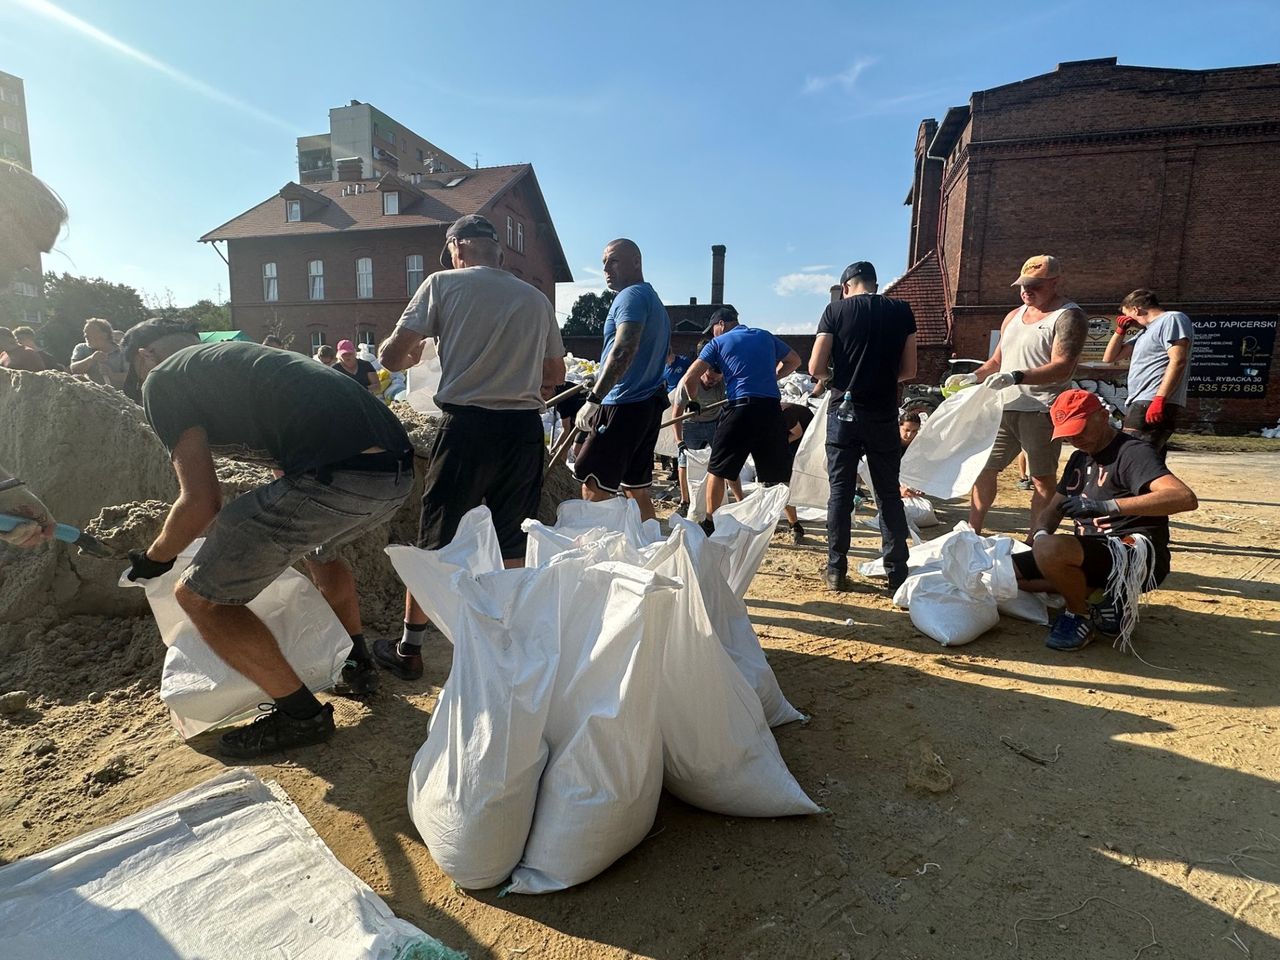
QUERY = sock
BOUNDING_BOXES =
[276,685,323,720]
[347,633,369,664]
[399,621,428,655]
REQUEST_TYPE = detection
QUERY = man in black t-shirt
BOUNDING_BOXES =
[119,321,414,758]
[1015,389,1198,653]
[807,261,917,592]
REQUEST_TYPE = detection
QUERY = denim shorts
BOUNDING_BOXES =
[182,466,414,605]
[677,417,717,467]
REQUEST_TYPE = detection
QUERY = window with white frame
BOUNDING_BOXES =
[358,329,377,346]
[382,191,399,215]
[516,222,524,253]
[286,199,302,222]
[308,260,324,300]
[506,215,513,246]
[310,330,326,353]
[262,262,278,301]
[406,254,424,293]
[12,281,37,297]
[356,257,373,298]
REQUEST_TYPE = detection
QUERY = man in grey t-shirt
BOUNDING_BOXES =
[69,317,128,389]
[1103,288,1193,451]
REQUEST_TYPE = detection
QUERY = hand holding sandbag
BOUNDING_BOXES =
[985,370,1025,390]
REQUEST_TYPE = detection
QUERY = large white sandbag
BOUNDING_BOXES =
[552,495,662,548]
[904,495,939,528]
[899,382,1005,499]
[387,511,562,890]
[645,530,819,816]
[669,515,805,727]
[507,563,677,894]
[122,539,350,739]
[402,338,444,417]
[708,483,791,598]
[787,394,830,509]
[684,448,712,522]
[902,571,1001,646]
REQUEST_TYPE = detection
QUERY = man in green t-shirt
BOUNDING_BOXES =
[120,321,414,759]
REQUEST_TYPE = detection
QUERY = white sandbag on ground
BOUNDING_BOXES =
[644,529,819,816]
[707,483,791,599]
[899,382,1005,499]
[787,394,830,510]
[122,539,350,739]
[552,495,662,548]
[0,768,461,960]
[904,495,940,528]
[387,511,563,890]
[507,563,677,894]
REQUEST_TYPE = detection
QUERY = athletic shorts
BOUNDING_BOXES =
[708,398,791,485]
[1013,534,1170,591]
[986,410,1062,477]
[677,417,717,467]
[1123,400,1181,452]
[183,455,414,605]
[572,391,668,493]
[419,405,545,560]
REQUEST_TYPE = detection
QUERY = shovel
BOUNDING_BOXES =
[0,513,115,558]
[660,398,730,429]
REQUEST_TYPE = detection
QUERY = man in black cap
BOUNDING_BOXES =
[120,319,415,758]
[677,306,801,530]
[808,261,917,592]
[376,214,566,680]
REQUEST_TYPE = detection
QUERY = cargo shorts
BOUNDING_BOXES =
[985,410,1062,478]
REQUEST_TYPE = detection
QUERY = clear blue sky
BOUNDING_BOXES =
[2,0,1277,332]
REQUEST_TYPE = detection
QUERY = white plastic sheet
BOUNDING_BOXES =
[122,539,350,739]
[899,383,1005,499]
[788,394,830,509]
[402,338,444,417]
[0,769,460,960]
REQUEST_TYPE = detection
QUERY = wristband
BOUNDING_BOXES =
[1011,370,1026,385]
[1032,529,1050,541]
[585,392,604,405]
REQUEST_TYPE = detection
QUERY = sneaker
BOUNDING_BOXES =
[1016,476,1033,491]
[790,521,805,544]
[675,501,690,518]
[218,703,335,759]
[337,657,379,697]
[699,516,715,537]
[1045,611,1095,651]
[372,637,424,681]
[825,569,850,592]
[1088,587,1130,639]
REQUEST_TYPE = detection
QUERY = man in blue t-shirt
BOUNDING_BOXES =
[676,306,801,530]
[572,238,672,521]
[1102,288,1193,451]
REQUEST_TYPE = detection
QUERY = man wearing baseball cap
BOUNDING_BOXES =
[376,214,565,681]
[946,255,1088,538]
[1014,388,1198,652]
[1102,289,1194,452]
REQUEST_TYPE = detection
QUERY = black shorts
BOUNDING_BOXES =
[419,405,544,560]
[708,397,791,485]
[1123,400,1181,452]
[572,391,668,493]
[1013,535,1170,591]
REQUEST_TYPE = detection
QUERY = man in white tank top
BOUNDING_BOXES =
[945,255,1088,536]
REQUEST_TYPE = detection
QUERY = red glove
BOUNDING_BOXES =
[1145,396,1167,425]
[1116,315,1138,335]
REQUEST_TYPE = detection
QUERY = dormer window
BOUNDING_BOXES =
[383,191,400,215]
[286,199,302,222]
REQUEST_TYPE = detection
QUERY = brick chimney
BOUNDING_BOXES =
[711,244,726,304]
[336,157,363,182]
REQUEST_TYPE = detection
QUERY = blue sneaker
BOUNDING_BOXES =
[1046,611,1094,652]
[1088,588,1129,640]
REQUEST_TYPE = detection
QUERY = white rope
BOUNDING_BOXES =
[1102,533,1159,660]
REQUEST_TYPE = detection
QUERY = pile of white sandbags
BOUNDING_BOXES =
[389,489,816,895]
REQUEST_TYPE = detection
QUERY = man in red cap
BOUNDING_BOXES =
[1013,388,1198,652]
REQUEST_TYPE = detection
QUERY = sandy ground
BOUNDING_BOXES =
[2,452,1279,959]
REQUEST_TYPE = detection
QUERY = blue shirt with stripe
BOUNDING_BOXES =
[698,325,792,401]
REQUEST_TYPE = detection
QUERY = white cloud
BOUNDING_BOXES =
[773,272,838,297]
[803,58,876,95]
[770,321,820,334]
[798,264,832,272]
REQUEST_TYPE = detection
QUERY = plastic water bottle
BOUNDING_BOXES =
[836,391,856,422]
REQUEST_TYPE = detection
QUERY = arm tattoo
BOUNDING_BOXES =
[1052,308,1089,362]
[592,322,642,398]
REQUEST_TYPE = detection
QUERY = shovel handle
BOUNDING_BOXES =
[661,398,730,429]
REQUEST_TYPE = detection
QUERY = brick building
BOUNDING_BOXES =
[1,68,43,326]
[201,163,572,353]
[904,57,1280,429]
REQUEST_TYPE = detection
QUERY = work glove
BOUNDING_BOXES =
[943,373,978,391]
[1145,396,1167,425]
[1115,315,1139,336]
[126,549,175,582]
[677,440,688,454]
[574,398,602,435]
[986,370,1026,391]
[0,480,54,548]
[1060,496,1119,520]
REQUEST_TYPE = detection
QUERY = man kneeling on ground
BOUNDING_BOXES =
[122,321,415,758]
[1014,389,1198,652]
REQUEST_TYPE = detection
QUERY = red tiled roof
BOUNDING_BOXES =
[883,250,949,346]
[200,164,531,241]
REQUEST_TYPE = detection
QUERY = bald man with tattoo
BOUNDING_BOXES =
[946,255,1087,537]
[572,239,672,522]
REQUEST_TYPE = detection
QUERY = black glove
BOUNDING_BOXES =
[677,441,688,454]
[127,549,175,582]
[684,400,701,415]
[1060,496,1118,520]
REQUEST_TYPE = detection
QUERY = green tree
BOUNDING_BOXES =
[562,289,614,336]
[40,272,146,362]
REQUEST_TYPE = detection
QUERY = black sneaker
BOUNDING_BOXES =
[337,657,379,697]
[825,569,850,592]
[790,521,805,544]
[675,501,690,518]
[218,702,335,759]
[372,637,423,681]
[1088,587,1130,639]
